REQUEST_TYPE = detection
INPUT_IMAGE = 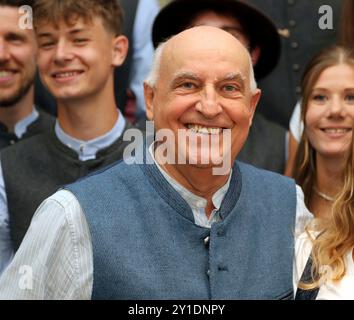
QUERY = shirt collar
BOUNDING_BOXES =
[14,107,39,138]
[148,142,232,213]
[55,112,126,161]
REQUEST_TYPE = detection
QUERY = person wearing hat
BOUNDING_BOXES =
[248,0,342,129]
[0,26,312,299]
[152,0,287,173]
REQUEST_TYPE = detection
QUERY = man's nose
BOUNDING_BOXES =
[54,40,74,64]
[0,38,10,63]
[195,86,222,118]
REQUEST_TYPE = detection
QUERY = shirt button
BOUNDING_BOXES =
[10,140,16,145]
[293,64,300,71]
[207,269,211,277]
[289,20,296,27]
[80,144,84,153]
[291,42,299,49]
[196,201,204,207]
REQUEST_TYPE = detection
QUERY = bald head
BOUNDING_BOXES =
[146,26,257,92]
[165,25,248,57]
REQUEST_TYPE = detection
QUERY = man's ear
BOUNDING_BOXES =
[112,35,129,67]
[144,82,155,120]
[249,89,261,126]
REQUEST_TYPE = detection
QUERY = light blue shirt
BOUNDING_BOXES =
[55,114,126,161]
[130,0,159,119]
[0,114,126,274]
[13,108,39,139]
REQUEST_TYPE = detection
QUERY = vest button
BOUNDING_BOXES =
[293,64,300,71]
[291,42,299,49]
[203,236,210,247]
[10,140,16,145]
[206,269,211,277]
[289,20,296,27]
[218,265,228,272]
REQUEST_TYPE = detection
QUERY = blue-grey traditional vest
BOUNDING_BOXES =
[67,157,297,300]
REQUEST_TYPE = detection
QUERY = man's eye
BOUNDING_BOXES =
[180,82,196,89]
[7,35,25,44]
[222,85,237,92]
[74,38,88,44]
[345,94,354,102]
[39,42,55,49]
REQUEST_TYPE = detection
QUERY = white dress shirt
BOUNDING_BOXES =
[0,108,39,273]
[294,232,354,300]
[289,102,303,143]
[0,145,313,299]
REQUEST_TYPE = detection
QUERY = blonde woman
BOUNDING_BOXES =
[295,130,354,299]
[285,0,354,177]
[293,46,354,299]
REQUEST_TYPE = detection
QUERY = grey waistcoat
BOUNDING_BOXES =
[66,155,297,300]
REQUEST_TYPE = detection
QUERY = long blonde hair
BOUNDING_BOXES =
[301,128,354,289]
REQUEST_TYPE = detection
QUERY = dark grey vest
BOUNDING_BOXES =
[2,122,133,251]
[67,158,297,300]
[0,110,54,150]
[238,113,286,173]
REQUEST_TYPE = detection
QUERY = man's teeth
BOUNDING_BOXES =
[323,128,351,134]
[0,71,13,77]
[187,124,222,134]
[54,71,81,78]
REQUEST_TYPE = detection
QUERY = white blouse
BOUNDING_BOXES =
[295,232,354,300]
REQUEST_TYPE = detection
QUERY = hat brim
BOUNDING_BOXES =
[152,0,280,80]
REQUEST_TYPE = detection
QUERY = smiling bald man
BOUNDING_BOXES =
[0,26,312,300]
